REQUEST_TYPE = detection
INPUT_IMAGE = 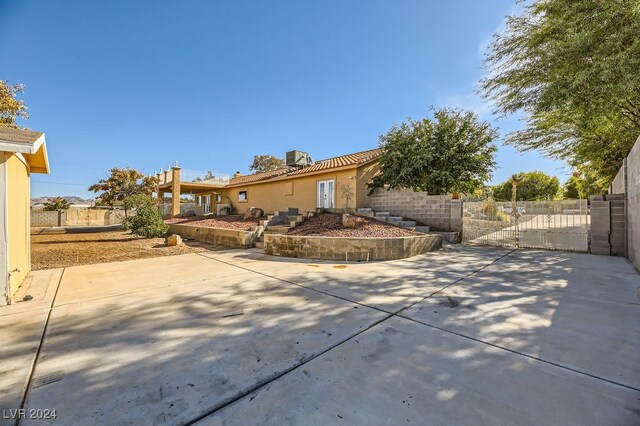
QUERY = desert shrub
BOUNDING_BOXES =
[220,197,236,215]
[479,198,511,222]
[122,194,155,230]
[128,201,168,238]
[480,198,498,217]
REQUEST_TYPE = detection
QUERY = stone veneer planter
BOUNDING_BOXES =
[168,223,262,249]
[263,233,442,261]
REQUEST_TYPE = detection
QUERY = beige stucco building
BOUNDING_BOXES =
[157,148,382,216]
[0,127,50,305]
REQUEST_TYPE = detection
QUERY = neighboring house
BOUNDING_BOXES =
[0,127,50,305]
[157,148,382,216]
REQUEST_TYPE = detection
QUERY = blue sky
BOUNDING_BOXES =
[0,0,570,199]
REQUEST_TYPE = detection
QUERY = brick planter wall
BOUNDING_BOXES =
[168,223,261,248]
[263,233,442,261]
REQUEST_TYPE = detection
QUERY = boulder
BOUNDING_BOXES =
[342,213,367,228]
[182,209,197,218]
[166,234,183,247]
[244,207,264,219]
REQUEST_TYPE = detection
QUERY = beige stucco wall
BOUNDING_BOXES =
[218,167,369,214]
[356,162,380,209]
[6,153,30,298]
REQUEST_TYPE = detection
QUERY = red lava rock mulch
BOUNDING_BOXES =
[286,213,421,238]
[166,215,261,231]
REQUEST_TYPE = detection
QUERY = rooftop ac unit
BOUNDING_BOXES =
[286,150,313,167]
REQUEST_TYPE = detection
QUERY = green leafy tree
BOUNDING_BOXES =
[563,176,580,199]
[249,155,285,173]
[0,80,28,128]
[369,107,498,195]
[480,0,640,184]
[122,194,155,230]
[563,167,608,199]
[127,195,168,238]
[43,197,71,211]
[89,167,158,219]
[493,171,560,201]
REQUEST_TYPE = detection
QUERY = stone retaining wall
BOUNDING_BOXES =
[365,188,462,232]
[168,223,261,248]
[263,233,442,261]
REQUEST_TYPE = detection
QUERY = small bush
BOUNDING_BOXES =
[128,202,168,238]
[220,197,236,215]
[122,194,156,230]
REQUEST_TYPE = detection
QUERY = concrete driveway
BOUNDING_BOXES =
[1,245,639,425]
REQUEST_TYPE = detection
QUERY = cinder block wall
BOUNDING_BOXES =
[625,137,640,270]
[365,188,460,232]
[590,195,626,257]
[606,135,640,271]
[30,210,61,227]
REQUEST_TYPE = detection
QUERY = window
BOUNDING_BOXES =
[238,190,247,202]
[216,194,222,202]
[284,181,294,196]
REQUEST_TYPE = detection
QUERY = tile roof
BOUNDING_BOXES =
[228,148,382,186]
[0,127,44,145]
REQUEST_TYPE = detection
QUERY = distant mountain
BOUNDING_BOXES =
[31,196,95,207]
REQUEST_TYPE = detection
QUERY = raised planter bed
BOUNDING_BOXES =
[167,223,262,249]
[263,233,442,261]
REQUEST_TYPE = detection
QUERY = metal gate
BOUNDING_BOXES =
[462,199,590,252]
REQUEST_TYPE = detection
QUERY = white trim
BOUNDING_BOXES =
[0,133,45,155]
[0,153,9,305]
[14,152,29,169]
[316,179,335,209]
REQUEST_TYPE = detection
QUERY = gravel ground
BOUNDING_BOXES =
[31,231,223,270]
[287,213,421,237]
[166,215,261,230]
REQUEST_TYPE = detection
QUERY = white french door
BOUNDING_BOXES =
[317,179,335,208]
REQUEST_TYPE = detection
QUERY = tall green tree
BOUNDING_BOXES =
[369,107,498,195]
[43,197,71,211]
[480,0,640,183]
[89,167,158,218]
[249,155,285,173]
[0,80,28,128]
[493,171,560,201]
[562,168,608,199]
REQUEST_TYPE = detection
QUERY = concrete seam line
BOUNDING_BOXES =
[187,249,511,424]
[195,253,394,315]
[395,314,640,394]
[51,271,254,308]
[393,249,516,316]
[181,313,394,426]
[17,267,66,426]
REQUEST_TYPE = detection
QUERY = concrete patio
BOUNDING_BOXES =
[1,245,639,425]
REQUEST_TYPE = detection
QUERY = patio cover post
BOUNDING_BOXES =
[171,166,181,217]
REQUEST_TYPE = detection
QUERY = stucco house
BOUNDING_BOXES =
[158,148,382,216]
[0,127,50,305]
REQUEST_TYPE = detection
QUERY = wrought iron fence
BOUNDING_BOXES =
[462,199,590,252]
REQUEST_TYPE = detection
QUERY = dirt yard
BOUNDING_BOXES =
[31,230,222,270]
[287,212,421,237]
